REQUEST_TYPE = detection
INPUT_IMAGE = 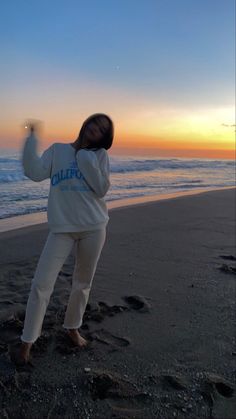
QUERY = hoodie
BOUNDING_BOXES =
[21,133,110,232]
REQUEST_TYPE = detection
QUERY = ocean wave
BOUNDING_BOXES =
[0,155,234,184]
[109,158,234,173]
[0,206,48,219]
[0,173,29,183]
[0,150,234,220]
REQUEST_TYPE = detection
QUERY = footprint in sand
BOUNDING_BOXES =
[202,372,235,398]
[218,264,236,275]
[90,328,130,348]
[122,295,151,313]
[218,255,236,275]
[84,301,129,324]
[86,368,152,415]
[219,254,236,261]
[200,372,236,417]
[98,301,129,315]
[160,373,191,390]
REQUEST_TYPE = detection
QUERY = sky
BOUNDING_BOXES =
[0,0,235,159]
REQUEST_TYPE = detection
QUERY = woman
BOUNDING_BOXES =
[15,113,114,365]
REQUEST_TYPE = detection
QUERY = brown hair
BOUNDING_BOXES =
[76,113,114,150]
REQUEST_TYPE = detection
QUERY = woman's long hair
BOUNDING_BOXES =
[76,113,114,150]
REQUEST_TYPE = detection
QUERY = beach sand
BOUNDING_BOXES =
[0,188,235,418]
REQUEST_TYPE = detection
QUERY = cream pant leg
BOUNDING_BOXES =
[20,228,106,343]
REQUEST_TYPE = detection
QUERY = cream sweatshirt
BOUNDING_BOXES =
[21,133,110,232]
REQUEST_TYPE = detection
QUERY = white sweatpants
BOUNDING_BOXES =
[20,228,106,343]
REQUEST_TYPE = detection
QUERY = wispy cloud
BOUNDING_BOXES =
[221,123,236,132]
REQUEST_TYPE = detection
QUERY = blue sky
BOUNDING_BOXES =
[1,0,234,102]
[0,0,235,158]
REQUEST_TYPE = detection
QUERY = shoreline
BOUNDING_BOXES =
[0,185,235,234]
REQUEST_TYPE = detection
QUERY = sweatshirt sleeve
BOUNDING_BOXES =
[22,133,54,182]
[76,148,110,198]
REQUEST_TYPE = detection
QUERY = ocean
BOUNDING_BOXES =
[0,147,235,220]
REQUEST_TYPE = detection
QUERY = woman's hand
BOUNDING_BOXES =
[23,119,43,136]
[29,123,35,134]
[24,123,35,136]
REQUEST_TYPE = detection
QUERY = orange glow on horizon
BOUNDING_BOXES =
[109,146,235,160]
[0,68,234,161]
[1,133,234,160]
[0,103,235,161]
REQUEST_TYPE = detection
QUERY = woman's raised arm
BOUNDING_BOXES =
[22,131,54,182]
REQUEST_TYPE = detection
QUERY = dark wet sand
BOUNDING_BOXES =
[0,188,235,418]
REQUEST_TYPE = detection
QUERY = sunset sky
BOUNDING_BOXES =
[0,0,235,159]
